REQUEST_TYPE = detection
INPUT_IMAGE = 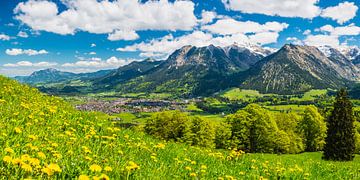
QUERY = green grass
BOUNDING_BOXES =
[2,76,360,179]
[264,105,307,112]
[221,88,275,101]
[291,89,328,101]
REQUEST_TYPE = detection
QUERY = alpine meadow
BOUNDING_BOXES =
[1,0,360,179]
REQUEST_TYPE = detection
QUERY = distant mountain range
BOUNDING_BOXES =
[15,68,114,84]
[14,44,360,97]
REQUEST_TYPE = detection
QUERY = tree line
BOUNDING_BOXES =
[144,89,359,161]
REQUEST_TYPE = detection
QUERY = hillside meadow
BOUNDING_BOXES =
[1,76,360,179]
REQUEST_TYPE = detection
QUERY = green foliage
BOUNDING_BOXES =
[183,117,216,148]
[226,104,279,153]
[323,89,356,161]
[275,113,305,153]
[144,111,192,142]
[214,122,232,149]
[144,111,216,148]
[298,105,327,152]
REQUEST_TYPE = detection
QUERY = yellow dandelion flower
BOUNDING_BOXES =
[189,172,197,177]
[28,135,37,140]
[185,166,192,171]
[125,161,139,171]
[4,147,14,154]
[14,127,22,134]
[201,165,207,169]
[3,156,12,163]
[78,175,90,180]
[42,167,53,176]
[48,163,62,172]
[37,152,46,159]
[98,174,110,180]
[85,156,93,161]
[21,163,33,172]
[155,143,166,149]
[12,158,22,166]
[104,166,113,172]
[225,175,235,180]
[89,164,102,172]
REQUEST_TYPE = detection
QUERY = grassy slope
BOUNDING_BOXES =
[1,76,360,179]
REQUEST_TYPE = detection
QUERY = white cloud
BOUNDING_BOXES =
[221,0,321,18]
[321,2,358,24]
[5,48,48,56]
[14,0,198,40]
[303,29,311,35]
[3,61,57,67]
[89,52,96,55]
[286,37,302,45]
[90,43,96,47]
[0,34,10,41]
[202,18,288,35]
[304,34,339,47]
[199,10,217,25]
[304,24,360,48]
[17,31,29,38]
[319,24,360,36]
[107,30,139,41]
[117,28,284,58]
[62,56,135,68]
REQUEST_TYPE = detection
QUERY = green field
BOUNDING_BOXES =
[221,88,274,101]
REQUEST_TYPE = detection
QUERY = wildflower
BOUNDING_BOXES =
[14,127,22,134]
[48,163,62,173]
[98,174,110,180]
[28,135,37,140]
[185,166,192,171]
[3,156,12,163]
[190,172,197,177]
[78,175,90,180]
[125,161,139,171]
[4,147,14,154]
[201,165,207,169]
[37,152,46,159]
[104,166,113,172]
[29,158,40,166]
[155,143,166,149]
[239,171,245,175]
[225,175,235,180]
[12,158,22,166]
[21,163,33,172]
[90,164,102,172]
[21,154,31,162]
[85,156,93,161]
[304,173,310,176]
[42,167,53,176]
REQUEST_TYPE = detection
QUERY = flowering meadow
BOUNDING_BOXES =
[1,76,360,179]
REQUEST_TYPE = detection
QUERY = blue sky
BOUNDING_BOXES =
[0,0,359,76]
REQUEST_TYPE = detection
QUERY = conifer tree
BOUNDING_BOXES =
[323,89,355,161]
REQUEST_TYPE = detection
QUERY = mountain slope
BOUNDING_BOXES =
[93,58,162,88]
[116,44,268,96]
[15,68,114,85]
[240,44,356,94]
